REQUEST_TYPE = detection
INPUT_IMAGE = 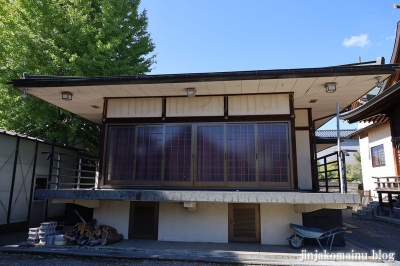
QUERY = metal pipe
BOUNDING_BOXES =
[336,103,345,193]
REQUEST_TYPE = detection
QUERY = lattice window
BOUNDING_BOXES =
[371,144,385,167]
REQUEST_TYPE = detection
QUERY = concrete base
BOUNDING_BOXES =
[35,189,360,205]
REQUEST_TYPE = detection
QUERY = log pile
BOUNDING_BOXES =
[63,218,123,246]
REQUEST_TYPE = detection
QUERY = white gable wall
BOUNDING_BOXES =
[359,123,395,197]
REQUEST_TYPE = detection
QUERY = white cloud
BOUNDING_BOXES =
[386,36,395,41]
[343,34,370,48]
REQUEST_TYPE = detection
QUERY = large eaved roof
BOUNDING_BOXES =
[8,60,398,128]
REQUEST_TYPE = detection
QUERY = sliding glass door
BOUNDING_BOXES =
[105,123,291,188]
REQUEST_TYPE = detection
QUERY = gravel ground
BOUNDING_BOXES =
[342,208,400,260]
[0,253,236,266]
[0,231,238,266]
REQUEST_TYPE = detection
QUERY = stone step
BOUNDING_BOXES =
[353,210,373,220]
[362,206,376,212]
[359,210,373,217]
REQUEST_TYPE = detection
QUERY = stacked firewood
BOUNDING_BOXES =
[64,219,123,246]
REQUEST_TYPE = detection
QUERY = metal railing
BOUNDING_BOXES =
[42,151,98,190]
[316,151,347,193]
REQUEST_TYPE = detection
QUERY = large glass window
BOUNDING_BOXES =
[258,124,289,182]
[135,126,163,182]
[227,125,256,182]
[164,125,192,182]
[105,122,291,187]
[107,127,135,181]
[371,144,385,167]
[196,125,225,182]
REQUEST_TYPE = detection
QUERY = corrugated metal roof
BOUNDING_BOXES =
[315,129,357,138]
[0,128,82,151]
[0,128,46,142]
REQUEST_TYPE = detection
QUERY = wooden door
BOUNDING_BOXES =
[228,203,260,242]
[129,202,159,239]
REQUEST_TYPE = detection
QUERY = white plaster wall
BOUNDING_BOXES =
[107,98,162,118]
[158,202,228,243]
[229,94,290,115]
[167,96,224,117]
[296,131,312,190]
[294,109,309,127]
[359,136,374,195]
[359,124,395,197]
[93,200,130,239]
[260,204,302,245]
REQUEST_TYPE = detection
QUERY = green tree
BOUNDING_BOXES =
[346,152,362,182]
[0,0,155,154]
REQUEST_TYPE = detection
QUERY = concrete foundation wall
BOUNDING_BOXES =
[158,202,228,243]
[93,200,130,239]
[260,204,302,245]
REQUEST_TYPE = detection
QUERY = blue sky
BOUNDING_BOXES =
[139,1,399,129]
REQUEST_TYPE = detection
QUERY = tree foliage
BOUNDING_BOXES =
[0,0,155,155]
[317,152,362,183]
[346,152,362,182]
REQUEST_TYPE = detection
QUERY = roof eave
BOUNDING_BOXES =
[9,64,399,89]
[340,79,400,123]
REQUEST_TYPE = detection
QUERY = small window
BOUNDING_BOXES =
[371,144,385,167]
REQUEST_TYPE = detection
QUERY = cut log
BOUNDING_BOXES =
[94,229,101,236]
[103,231,118,238]
[101,234,123,246]
[103,226,117,234]
[78,222,85,235]
[89,238,102,246]
[76,234,88,245]
[63,235,76,241]
[66,224,77,234]
[86,219,97,226]
[85,231,93,238]
[94,224,99,230]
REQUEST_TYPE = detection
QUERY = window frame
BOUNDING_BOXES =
[371,144,386,167]
[104,122,292,188]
